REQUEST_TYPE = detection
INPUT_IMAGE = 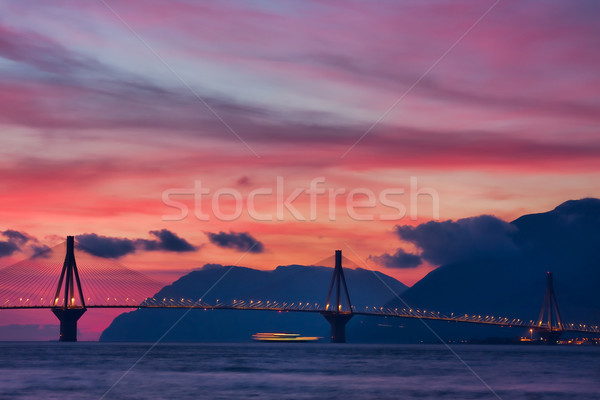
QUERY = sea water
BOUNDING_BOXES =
[0,342,598,399]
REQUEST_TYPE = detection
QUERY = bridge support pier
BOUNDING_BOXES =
[535,272,564,345]
[52,308,86,342]
[321,250,354,343]
[537,329,563,344]
[322,312,353,343]
[51,236,87,342]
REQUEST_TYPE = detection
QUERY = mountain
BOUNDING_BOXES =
[100,264,408,342]
[394,198,600,326]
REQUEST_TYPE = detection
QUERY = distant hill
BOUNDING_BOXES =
[100,264,408,342]
[394,198,600,325]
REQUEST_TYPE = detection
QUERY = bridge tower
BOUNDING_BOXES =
[535,272,563,343]
[51,236,87,342]
[321,250,353,343]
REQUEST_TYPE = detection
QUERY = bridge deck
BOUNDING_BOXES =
[2,302,598,334]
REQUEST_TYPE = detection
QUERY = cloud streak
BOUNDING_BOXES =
[0,2,598,167]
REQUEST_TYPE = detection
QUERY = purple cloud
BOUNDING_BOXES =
[77,230,196,258]
[369,248,422,269]
[206,231,264,253]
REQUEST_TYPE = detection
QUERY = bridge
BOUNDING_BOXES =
[1,236,599,342]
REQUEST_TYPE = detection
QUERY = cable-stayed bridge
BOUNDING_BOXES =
[1,236,598,342]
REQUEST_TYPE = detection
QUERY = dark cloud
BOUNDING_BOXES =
[0,241,20,257]
[395,215,519,266]
[142,229,196,252]
[207,231,264,253]
[0,228,196,259]
[369,248,422,269]
[76,234,137,258]
[2,230,31,245]
[0,229,35,257]
[77,230,196,258]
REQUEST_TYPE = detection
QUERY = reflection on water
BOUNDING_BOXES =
[0,343,598,399]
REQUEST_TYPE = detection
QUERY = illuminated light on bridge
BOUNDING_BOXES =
[0,237,599,342]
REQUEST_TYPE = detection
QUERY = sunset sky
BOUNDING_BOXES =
[1,1,599,338]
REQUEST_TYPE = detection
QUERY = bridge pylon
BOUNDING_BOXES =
[535,272,563,343]
[51,236,87,342]
[321,250,353,343]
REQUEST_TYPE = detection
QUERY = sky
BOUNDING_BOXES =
[0,1,599,339]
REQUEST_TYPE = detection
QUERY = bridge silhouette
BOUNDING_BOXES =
[1,236,598,342]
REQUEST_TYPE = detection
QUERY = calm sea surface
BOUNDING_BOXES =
[0,343,598,400]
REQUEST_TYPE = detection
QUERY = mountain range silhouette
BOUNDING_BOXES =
[101,198,600,342]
